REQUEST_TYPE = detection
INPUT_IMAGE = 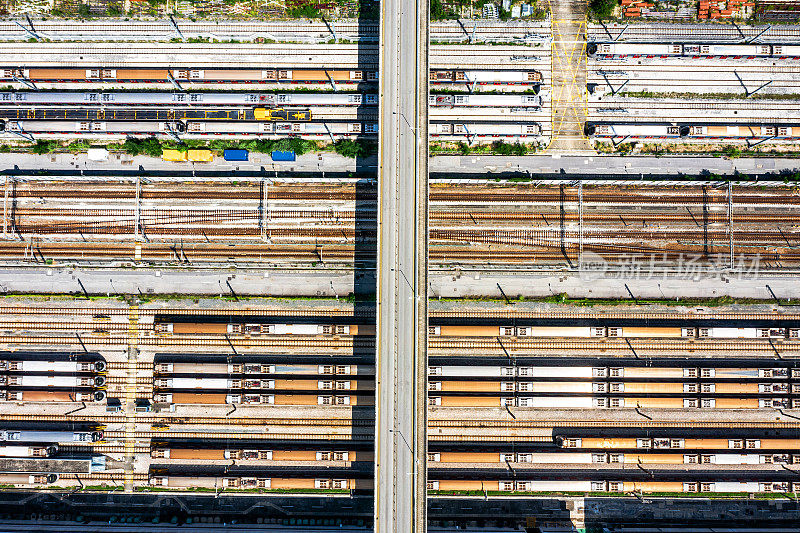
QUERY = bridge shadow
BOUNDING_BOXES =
[350,0,378,520]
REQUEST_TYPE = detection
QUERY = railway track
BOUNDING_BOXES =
[0,334,372,348]
[588,62,800,95]
[15,208,800,226]
[588,23,800,42]
[588,98,800,122]
[0,413,367,425]
[0,245,785,265]
[430,338,800,351]
[4,182,800,266]
[0,307,364,317]
[0,20,547,43]
[0,43,545,70]
[432,419,800,429]
[10,182,799,204]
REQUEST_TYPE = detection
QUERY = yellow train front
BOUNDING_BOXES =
[253,107,312,121]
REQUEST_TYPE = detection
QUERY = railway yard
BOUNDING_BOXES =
[1,300,800,529]
[0,178,798,272]
[0,25,800,148]
[1,10,800,533]
[0,23,796,149]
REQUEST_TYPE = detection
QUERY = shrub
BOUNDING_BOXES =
[121,137,163,157]
[288,4,321,18]
[332,139,377,159]
[590,0,617,19]
[491,141,527,156]
[31,140,58,154]
[67,140,90,153]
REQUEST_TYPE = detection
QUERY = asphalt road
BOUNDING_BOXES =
[375,0,428,528]
[2,153,798,178]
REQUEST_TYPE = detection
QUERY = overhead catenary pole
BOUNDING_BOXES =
[578,180,583,269]
[728,181,734,270]
[134,175,140,242]
[261,177,269,241]
[3,178,8,239]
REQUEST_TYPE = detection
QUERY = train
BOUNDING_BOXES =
[426,478,800,494]
[585,123,800,141]
[0,91,377,106]
[148,474,800,495]
[428,395,797,409]
[0,473,59,486]
[152,447,371,462]
[0,430,102,443]
[428,325,800,339]
[0,375,105,387]
[154,362,373,376]
[253,108,311,121]
[0,91,539,109]
[149,475,369,490]
[0,359,106,373]
[588,42,800,58]
[148,464,372,491]
[0,445,58,457]
[154,322,374,336]
[560,436,798,452]
[0,119,376,137]
[428,451,799,466]
[153,377,372,391]
[428,364,799,379]
[0,68,378,84]
[0,107,314,122]
[428,94,542,108]
[152,392,372,406]
[427,434,800,465]
[0,68,540,86]
[0,390,106,402]
[429,70,542,84]
[429,121,541,138]
[427,381,798,394]
[154,321,800,340]
[0,119,542,140]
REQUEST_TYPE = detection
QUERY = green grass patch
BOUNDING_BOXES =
[433,294,799,307]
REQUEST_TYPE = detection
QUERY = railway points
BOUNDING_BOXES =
[547,0,591,152]
[0,299,799,520]
[1,179,799,275]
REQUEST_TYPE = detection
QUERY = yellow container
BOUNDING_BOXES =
[187,149,213,162]
[161,149,188,162]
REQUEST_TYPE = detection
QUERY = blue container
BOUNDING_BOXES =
[223,149,249,161]
[271,150,296,162]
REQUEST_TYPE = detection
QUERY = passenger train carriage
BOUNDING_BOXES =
[429,70,542,84]
[428,325,800,339]
[0,119,375,137]
[585,123,800,141]
[429,122,541,138]
[0,91,377,106]
[0,68,378,84]
[0,68,543,87]
[429,94,542,108]
[589,42,800,58]
[0,430,103,443]
[427,478,800,495]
